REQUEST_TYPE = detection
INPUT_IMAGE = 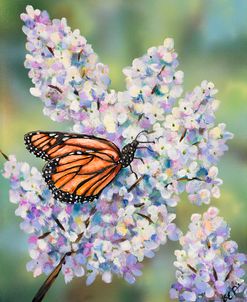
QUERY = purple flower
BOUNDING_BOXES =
[170,207,247,301]
[2,5,233,288]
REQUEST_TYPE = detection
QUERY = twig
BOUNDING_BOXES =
[136,212,153,224]
[38,232,51,240]
[34,205,97,301]
[75,206,96,243]
[138,113,144,121]
[78,49,83,61]
[224,266,233,281]
[32,251,73,302]
[151,85,158,95]
[187,264,197,274]
[46,46,54,56]
[38,194,45,201]
[127,175,144,193]
[206,238,211,249]
[164,177,203,188]
[51,214,65,232]
[73,89,79,96]
[134,203,145,208]
[157,65,166,76]
[179,129,187,142]
[0,149,9,161]
[151,65,166,95]
[48,84,63,94]
[112,238,127,244]
[97,99,100,110]
[213,266,218,281]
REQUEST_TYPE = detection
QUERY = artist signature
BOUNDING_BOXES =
[222,282,244,301]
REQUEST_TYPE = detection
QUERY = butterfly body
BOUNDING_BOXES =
[24,131,143,203]
[118,140,139,168]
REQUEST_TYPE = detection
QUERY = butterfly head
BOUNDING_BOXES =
[119,130,154,168]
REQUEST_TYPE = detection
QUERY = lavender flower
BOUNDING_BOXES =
[170,207,247,301]
[3,155,180,285]
[21,6,232,209]
[21,5,110,123]
[2,5,233,289]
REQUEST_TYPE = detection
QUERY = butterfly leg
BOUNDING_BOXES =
[134,157,144,164]
[137,146,154,152]
[130,164,138,179]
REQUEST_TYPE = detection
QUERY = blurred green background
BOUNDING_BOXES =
[0,0,247,301]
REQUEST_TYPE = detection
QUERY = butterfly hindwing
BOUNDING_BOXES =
[43,151,121,203]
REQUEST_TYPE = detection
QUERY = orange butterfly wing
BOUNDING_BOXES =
[24,131,122,203]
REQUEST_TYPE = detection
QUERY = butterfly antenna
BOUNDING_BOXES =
[135,130,149,141]
[135,130,155,144]
[0,149,9,161]
[136,140,155,144]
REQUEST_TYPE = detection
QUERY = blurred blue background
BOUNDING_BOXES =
[0,0,247,301]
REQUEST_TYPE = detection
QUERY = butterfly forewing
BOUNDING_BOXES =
[25,131,122,203]
[24,131,120,161]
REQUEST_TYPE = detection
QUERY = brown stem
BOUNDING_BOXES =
[75,206,96,244]
[38,194,45,201]
[151,65,166,95]
[97,99,100,110]
[73,89,79,96]
[32,251,72,302]
[127,175,144,193]
[78,49,83,61]
[157,65,166,76]
[112,238,127,244]
[51,214,65,232]
[187,264,197,274]
[179,129,187,142]
[213,266,218,281]
[34,205,97,300]
[134,203,145,208]
[165,176,204,188]
[138,113,144,121]
[151,85,158,95]
[0,149,9,161]
[33,205,97,301]
[46,46,54,56]
[136,212,153,224]
[206,238,211,249]
[224,266,233,281]
[48,84,63,94]
[38,232,51,240]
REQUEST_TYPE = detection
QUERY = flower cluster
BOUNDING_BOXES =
[22,6,232,210]
[3,155,180,284]
[21,5,110,123]
[2,5,234,285]
[170,207,247,301]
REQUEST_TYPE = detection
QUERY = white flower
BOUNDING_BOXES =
[164,115,180,131]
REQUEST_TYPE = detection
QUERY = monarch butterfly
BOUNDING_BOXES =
[24,130,153,203]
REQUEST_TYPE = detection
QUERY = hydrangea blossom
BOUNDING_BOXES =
[21,5,110,123]
[170,207,247,301]
[2,4,233,289]
[3,155,180,285]
[21,6,232,210]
